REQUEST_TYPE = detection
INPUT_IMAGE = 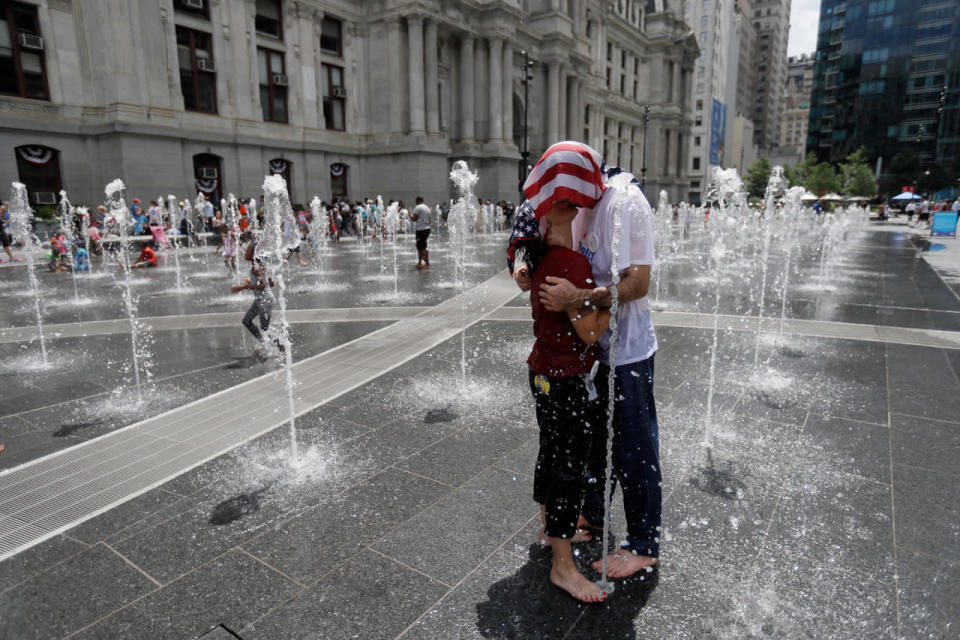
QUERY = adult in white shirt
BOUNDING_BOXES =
[410,196,432,269]
[516,141,661,578]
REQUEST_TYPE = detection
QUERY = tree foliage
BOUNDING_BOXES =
[784,152,818,188]
[839,146,877,197]
[745,157,772,200]
[806,162,841,197]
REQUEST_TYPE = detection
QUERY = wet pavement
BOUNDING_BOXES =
[0,219,958,639]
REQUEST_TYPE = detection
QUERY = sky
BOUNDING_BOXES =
[787,0,822,56]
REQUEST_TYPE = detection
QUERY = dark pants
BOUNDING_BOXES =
[529,370,602,539]
[242,294,273,342]
[415,229,430,250]
[583,356,661,557]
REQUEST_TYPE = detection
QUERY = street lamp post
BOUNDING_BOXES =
[519,49,534,199]
[640,104,650,190]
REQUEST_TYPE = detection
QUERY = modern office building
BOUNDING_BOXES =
[808,0,960,175]
[0,0,698,209]
[681,0,743,202]
[747,0,790,150]
[768,52,815,166]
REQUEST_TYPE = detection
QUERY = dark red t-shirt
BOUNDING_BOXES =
[528,245,600,378]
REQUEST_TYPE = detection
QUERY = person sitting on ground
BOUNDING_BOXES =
[131,240,158,268]
[74,246,90,272]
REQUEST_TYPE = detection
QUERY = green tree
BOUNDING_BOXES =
[839,146,877,197]
[805,162,841,197]
[745,156,772,200]
[784,152,818,188]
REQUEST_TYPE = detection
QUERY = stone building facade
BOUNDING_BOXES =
[0,0,697,208]
[777,53,813,161]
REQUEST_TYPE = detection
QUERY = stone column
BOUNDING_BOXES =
[566,76,579,139]
[388,18,403,132]
[459,35,475,141]
[425,18,439,133]
[547,61,560,144]
[501,41,513,143]
[488,37,503,141]
[557,67,567,142]
[407,15,426,133]
[673,60,682,107]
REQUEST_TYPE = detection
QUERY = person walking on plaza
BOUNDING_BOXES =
[511,141,661,580]
[410,196,432,269]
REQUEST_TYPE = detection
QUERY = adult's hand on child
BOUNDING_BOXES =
[539,276,580,312]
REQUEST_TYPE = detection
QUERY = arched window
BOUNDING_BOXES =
[15,145,61,205]
[330,162,348,200]
[193,153,223,204]
[269,158,292,201]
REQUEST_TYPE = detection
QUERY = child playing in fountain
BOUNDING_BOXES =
[222,225,238,276]
[518,167,611,603]
[131,240,158,268]
[231,241,280,357]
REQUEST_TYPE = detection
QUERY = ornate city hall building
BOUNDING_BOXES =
[0,0,698,206]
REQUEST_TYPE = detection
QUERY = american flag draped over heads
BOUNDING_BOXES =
[506,154,643,273]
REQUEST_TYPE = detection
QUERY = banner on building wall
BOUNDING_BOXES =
[195,177,218,194]
[17,146,54,166]
[330,163,345,178]
[269,159,289,174]
[709,99,727,166]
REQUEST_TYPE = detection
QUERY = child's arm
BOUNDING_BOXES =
[567,307,611,345]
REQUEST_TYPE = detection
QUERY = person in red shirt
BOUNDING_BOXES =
[132,241,158,268]
[521,196,610,604]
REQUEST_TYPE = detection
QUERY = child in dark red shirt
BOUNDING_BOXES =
[521,198,610,603]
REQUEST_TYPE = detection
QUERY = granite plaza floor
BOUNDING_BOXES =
[0,218,958,639]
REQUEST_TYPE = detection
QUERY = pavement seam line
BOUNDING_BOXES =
[392,511,542,640]
[366,547,454,588]
[894,544,959,565]
[101,541,163,587]
[235,546,308,588]
[885,344,904,639]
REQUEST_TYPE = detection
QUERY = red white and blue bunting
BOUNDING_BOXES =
[269,158,289,174]
[195,177,218,194]
[330,163,345,178]
[17,146,55,166]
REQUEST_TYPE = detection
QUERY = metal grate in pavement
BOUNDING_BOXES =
[0,272,518,560]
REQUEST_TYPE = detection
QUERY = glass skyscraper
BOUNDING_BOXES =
[808,0,959,179]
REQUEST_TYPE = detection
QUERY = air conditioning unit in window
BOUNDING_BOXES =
[272,74,288,87]
[197,58,216,72]
[17,33,44,51]
[332,87,346,99]
[184,0,204,9]
[33,192,56,205]
[199,167,218,179]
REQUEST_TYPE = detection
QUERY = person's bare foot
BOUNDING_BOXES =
[590,551,657,578]
[550,563,607,603]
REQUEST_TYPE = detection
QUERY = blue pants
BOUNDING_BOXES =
[583,356,661,557]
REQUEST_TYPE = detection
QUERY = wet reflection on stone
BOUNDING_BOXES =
[423,405,457,424]
[52,421,100,437]
[224,355,265,370]
[208,489,267,526]
[777,345,804,358]
[691,452,747,501]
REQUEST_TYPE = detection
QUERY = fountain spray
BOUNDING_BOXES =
[9,183,48,365]
[258,175,301,463]
[778,186,806,335]
[752,167,784,367]
[385,201,401,296]
[105,179,147,404]
[163,194,185,290]
[448,161,479,385]
[58,190,81,302]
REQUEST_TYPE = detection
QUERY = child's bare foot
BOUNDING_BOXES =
[550,563,607,603]
[590,551,657,578]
